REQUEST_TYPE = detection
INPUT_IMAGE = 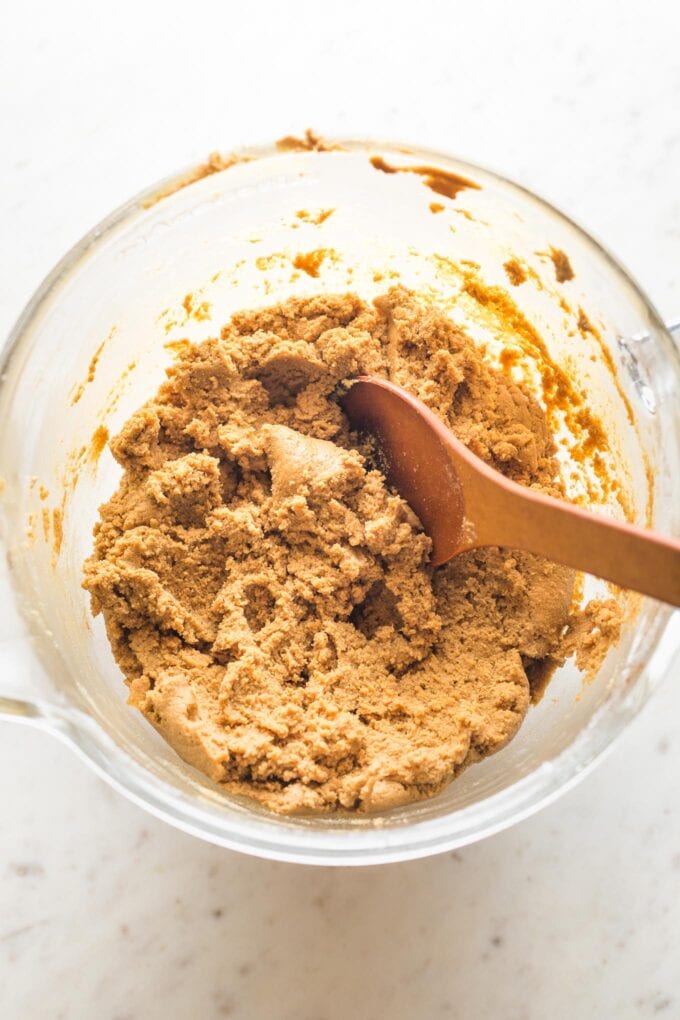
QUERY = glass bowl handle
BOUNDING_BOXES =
[0,636,55,725]
[0,548,62,726]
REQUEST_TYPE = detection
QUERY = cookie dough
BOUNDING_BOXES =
[84,289,619,813]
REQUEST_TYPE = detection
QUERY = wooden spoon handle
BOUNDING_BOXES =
[475,477,680,606]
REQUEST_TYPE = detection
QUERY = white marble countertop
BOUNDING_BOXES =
[1,2,679,1017]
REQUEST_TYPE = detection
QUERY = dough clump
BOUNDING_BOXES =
[84,289,620,813]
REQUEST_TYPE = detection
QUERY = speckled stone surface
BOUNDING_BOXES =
[1,2,679,1017]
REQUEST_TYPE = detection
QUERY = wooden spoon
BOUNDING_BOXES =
[341,377,680,607]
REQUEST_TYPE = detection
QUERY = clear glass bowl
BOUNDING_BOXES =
[1,139,678,865]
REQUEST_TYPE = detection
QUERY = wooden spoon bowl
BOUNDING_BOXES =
[342,377,680,607]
